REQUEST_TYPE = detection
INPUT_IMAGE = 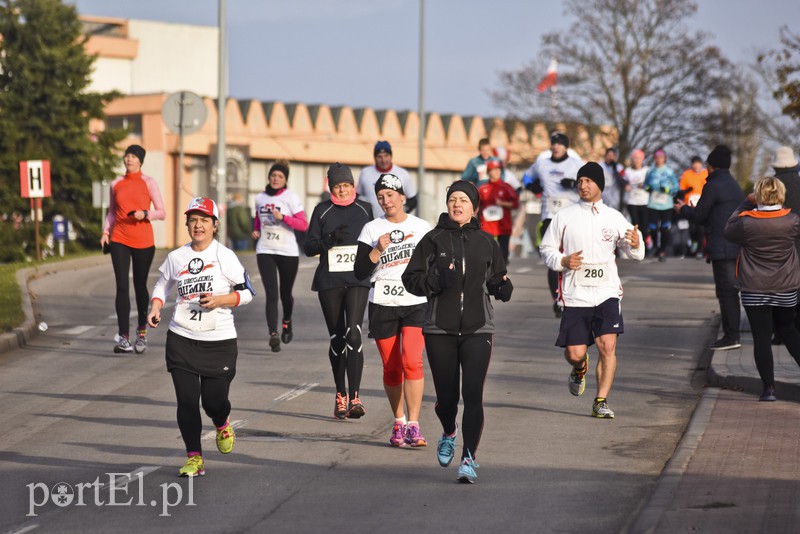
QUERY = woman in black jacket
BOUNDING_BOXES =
[724,176,800,401]
[305,163,373,419]
[402,180,513,483]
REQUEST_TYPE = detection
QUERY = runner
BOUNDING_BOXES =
[624,149,650,248]
[540,162,644,419]
[479,159,520,263]
[644,149,679,261]
[356,141,418,217]
[523,132,583,317]
[354,173,431,447]
[304,163,373,419]
[252,159,308,352]
[100,144,166,354]
[147,197,255,477]
[402,180,514,483]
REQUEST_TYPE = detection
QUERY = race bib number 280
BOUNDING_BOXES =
[575,263,610,287]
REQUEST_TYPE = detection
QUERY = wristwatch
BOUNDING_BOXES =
[143,210,149,220]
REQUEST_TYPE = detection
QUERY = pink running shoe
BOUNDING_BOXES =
[389,422,406,447]
[404,423,427,447]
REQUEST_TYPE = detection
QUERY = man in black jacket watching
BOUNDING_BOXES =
[675,145,745,350]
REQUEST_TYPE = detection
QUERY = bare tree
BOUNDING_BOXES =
[758,26,800,141]
[491,0,737,161]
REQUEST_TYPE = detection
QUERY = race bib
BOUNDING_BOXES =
[261,231,281,242]
[650,191,670,205]
[174,301,218,332]
[328,245,357,273]
[547,196,569,215]
[575,263,610,287]
[629,188,649,205]
[677,219,690,230]
[373,279,408,306]
[525,198,542,215]
[482,205,503,222]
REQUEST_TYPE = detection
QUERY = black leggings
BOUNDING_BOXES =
[424,333,492,461]
[256,254,299,335]
[647,208,672,255]
[496,234,511,263]
[318,286,369,398]
[540,219,558,301]
[170,367,232,454]
[628,205,648,240]
[744,305,800,388]
[110,242,155,337]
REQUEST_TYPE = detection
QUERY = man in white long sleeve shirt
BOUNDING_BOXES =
[540,162,644,419]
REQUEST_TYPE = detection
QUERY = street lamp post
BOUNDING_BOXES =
[216,0,228,244]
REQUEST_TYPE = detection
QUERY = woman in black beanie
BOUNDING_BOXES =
[402,180,513,483]
[304,163,373,419]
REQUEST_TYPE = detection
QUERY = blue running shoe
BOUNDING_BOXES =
[436,427,458,467]
[457,451,479,484]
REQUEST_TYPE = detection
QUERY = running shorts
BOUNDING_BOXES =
[555,298,623,348]
[166,330,238,380]
[368,302,426,339]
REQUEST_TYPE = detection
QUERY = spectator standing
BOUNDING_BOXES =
[676,145,744,350]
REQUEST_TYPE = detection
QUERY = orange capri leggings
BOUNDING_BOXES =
[375,327,425,386]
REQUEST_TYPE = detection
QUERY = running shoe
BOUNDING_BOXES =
[405,423,427,447]
[114,336,133,354]
[759,386,777,402]
[592,398,615,419]
[281,320,293,344]
[178,455,205,477]
[347,396,366,419]
[457,451,479,484]
[334,393,348,420]
[389,422,406,447]
[709,337,741,351]
[216,419,235,454]
[568,355,589,397]
[436,427,458,467]
[134,332,147,354]
[269,333,281,353]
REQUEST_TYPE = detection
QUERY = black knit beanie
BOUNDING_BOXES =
[447,180,480,210]
[327,162,354,189]
[269,159,290,180]
[124,144,146,164]
[577,162,605,191]
[706,145,732,169]
[374,173,405,196]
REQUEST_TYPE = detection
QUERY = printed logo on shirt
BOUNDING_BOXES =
[390,229,405,244]
[188,258,204,275]
[601,228,615,242]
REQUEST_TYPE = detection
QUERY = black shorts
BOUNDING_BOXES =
[368,302,426,339]
[555,298,624,348]
[166,330,238,380]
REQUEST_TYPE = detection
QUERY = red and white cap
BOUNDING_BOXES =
[185,197,219,218]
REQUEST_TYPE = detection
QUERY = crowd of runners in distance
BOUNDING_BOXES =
[99,138,800,483]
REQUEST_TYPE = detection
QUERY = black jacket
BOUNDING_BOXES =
[402,213,510,335]
[679,168,744,261]
[304,198,373,291]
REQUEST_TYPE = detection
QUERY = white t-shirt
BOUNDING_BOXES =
[151,241,253,341]
[357,165,417,218]
[357,214,430,306]
[624,166,650,206]
[523,156,584,220]
[254,189,305,256]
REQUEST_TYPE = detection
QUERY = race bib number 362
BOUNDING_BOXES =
[328,245,357,273]
[373,279,407,305]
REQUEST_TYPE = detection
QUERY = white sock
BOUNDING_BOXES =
[395,416,407,426]
[407,420,419,427]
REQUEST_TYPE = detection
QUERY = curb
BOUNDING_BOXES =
[0,255,110,355]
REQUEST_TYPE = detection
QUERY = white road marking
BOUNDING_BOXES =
[514,267,532,273]
[99,466,161,490]
[274,382,318,402]
[7,526,39,534]
[60,325,94,335]
[202,419,247,441]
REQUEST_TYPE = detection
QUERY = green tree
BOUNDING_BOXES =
[491,0,737,162]
[0,0,125,259]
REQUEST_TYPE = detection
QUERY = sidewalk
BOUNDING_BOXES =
[633,315,800,533]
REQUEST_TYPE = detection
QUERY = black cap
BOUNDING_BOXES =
[577,162,605,192]
[124,144,146,164]
[327,162,354,189]
[447,180,479,210]
[550,132,569,148]
[706,145,732,169]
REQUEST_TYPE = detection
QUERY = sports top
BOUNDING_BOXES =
[104,172,166,248]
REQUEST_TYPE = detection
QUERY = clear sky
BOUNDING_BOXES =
[70,0,798,118]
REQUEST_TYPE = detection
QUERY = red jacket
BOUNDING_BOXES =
[478,180,519,236]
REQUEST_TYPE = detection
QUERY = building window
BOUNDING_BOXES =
[106,115,142,137]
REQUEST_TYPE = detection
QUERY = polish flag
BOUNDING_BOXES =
[536,58,558,93]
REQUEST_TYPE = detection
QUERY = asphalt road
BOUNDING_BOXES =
[0,252,719,533]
